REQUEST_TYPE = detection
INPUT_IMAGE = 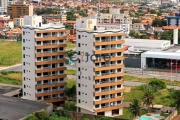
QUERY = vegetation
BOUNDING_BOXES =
[0,71,22,85]
[65,69,76,75]
[129,99,141,118]
[124,86,175,106]
[35,8,60,15]
[66,42,76,50]
[79,10,88,17]
[152,19,167,27]
[132,19,141,24]
[169,89,180,111]
[118,108,147,120]
[129,30,149,39]
[124,75,180,86]
[149,79,167,90]
[66,12,77,20]
[0,40,22,66]
[142,87,155,112]
[25,109,115,120]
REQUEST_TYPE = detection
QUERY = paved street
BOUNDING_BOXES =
[0,64,22,71]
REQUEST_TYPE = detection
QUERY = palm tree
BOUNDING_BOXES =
[129,99,141,119]
[171,90,180,111]
[142,89,155,113]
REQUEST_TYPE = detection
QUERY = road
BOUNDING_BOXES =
[1,64,180,81]
[0,64,22,72]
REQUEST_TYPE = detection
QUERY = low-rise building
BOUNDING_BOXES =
[14,17,24,28]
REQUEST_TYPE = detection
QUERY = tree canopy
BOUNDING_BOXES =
[152,19,167,27]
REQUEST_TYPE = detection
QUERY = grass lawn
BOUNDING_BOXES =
[0,40,22,66]
[118,108,147,120]
[66,78,76,88]
[124,86,175,106]
[0,71,22,85]
[65,69,76,75]
[66,42,76,50]
[124,75,180,86]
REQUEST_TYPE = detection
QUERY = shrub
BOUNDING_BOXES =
[34,111,49,120]
[1,70,8,75]
[146,113,151,116]
[149,78,166,90]
[24,114,37,120]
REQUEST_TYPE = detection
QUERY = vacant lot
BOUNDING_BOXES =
[0,40,22,66]
[0,71,22,85]
[124,86,175,106]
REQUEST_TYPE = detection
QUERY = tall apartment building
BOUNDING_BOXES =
[22,15,67,106]
[76,18,125,116]
[0,0,16,12]
[7,1,33,19]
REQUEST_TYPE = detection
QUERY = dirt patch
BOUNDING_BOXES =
[124,86,131,92]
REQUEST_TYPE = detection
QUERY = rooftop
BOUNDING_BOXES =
[141,51,180,59]
[124,38,170,44]
[164,45,180,52]
[0,95,50,120]
[23,23,65,29]
[77,28,124,33]
[0,84,20,95]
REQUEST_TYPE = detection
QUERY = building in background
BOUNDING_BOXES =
[0,0,16,12]
[7,1,33,19]
[76,18,125,116]
[0,7,5,13]
[14,16,24,27]
[167,13,180,26]
[22,15,67,106]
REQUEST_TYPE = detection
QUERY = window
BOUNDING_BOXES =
[78,99,81,103]
[78,75,80,79]
[78,92,81,95]
[95,96,99,100]
[78,43,80,47]
[95,105,99,108]
[23,54,25,58]
[78,67,80,71]
[23,62,25,66]
[23,39,25,43]
[23,31,25,35]
[82,21,84,23]
[78,35,81,39]
[78,59,80,63]
[24,92,26,96]
[23,69,25,73]
[24,85,26,88]
[78,83,81,87]
[24,77,25,81]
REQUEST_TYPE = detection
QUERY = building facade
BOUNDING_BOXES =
[166,13,180,26]
[22,15,67,106]
[14,17,24,27]
[7,1,33,19]
[76,18,125,116]
[0,0,16,12]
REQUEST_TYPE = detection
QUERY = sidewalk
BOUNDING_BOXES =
[0,64,22,71]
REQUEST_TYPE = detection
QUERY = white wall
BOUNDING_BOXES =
[76,31,94,112]
[24,15,42,27]
[22,28,36,100]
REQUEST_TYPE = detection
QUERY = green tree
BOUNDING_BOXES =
[79,10,88,17]
[129,30,136,37]
[154,31,158,39]
[34,111,49,120]
[77,6,81,10]
[132,19,141,24]
[142,89,155,113]
[149,78,166,90]
[152,19,167,27]
[170,90,180,111]
[129,99,141,119]
[66,12,76,20]
[24,114,37,120]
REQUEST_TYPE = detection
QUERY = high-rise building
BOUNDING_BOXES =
[7,1,33,19]
[76,18,125,116]
[22,15,67,106]
[0,0,16,12]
